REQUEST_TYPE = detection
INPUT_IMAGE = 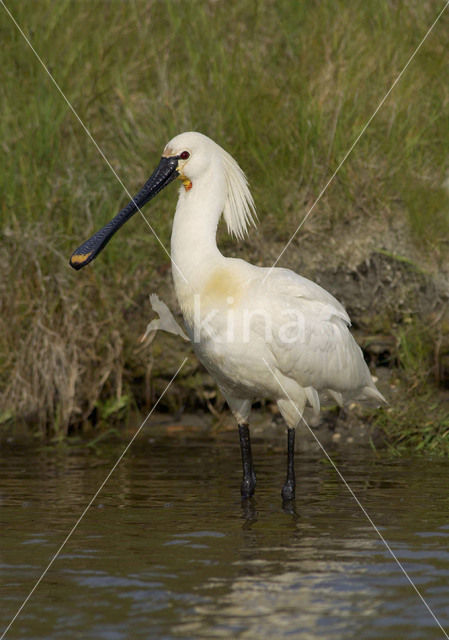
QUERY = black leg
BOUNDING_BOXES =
[281,427,296,501]
[238,423,256,499]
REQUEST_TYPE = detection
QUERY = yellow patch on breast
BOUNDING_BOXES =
[201,268,244,307]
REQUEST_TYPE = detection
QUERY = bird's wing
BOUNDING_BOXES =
[252,267,371,393]
[264,267,350,325]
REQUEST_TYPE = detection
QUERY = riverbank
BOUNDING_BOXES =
[1,1,448,451]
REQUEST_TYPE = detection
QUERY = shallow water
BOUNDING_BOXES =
[1,425,449,639]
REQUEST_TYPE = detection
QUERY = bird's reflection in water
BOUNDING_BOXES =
[282,497,298,518]
[240,495,298,528]
[241,497,258,528]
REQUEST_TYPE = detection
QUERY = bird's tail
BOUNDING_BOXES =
[362,384,388,406]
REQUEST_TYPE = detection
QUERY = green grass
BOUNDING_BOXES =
[373,317,449,455]
[1,0,448,441]
[374,388,449,455]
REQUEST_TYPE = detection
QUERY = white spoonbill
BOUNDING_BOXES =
[70,132,385,501]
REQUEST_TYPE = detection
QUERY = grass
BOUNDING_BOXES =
[1,0,448,444]
[374,389,449,456]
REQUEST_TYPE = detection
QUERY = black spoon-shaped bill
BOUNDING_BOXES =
[69,155,180,270]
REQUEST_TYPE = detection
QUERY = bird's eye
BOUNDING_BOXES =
[180,151,190,160]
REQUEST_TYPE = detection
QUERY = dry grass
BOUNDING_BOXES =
[0,224,125,433]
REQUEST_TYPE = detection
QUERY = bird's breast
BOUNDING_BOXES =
[175,265,246,326]
[201,267,244,308]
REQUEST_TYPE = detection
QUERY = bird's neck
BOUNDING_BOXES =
[170,168,226,303]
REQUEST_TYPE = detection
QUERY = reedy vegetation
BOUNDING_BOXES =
[1,0,448,447]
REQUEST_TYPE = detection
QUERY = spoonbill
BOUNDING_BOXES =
[70,132,385,501]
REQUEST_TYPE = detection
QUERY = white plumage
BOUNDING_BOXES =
[167,131,385,433]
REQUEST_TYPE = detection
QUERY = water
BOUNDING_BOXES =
[1,424,449,639]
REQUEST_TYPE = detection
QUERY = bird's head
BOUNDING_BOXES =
[69,131,256,270]
[162,131,219,189]
[69,132,212,270]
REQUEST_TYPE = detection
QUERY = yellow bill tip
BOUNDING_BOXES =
[70,252,93,268]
